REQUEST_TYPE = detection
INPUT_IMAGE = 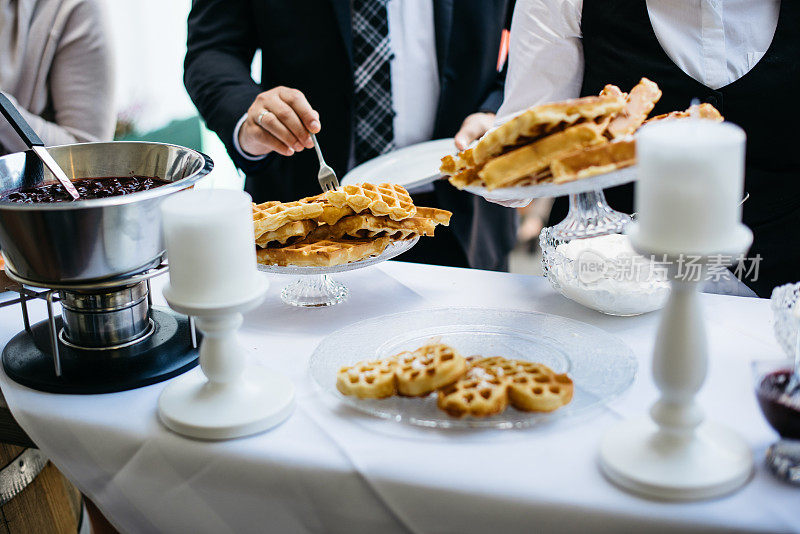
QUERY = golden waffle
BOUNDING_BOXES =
[468,90,626,167]
[255,219,316,247]
[395,343,468,397]
[299,193,356,225]
[440,153,463,175]
[478,122,607,190]
[252,200,324,237]
[646,103,723,124]
[437,365,509,418]
[600,84,626,100]
[326,183,416,221]
[508,168,554,187]
[448,166,482,189]
[606,78,662,138]
[450,166,554,190]
[551,138,636,184]
[256,236,392,267]
[550,101,722,185]
[308,213,438,241]
[415,206,452,225]
[474,357,573,412]
[336,357,398,399]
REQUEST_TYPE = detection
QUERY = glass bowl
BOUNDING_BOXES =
[770,283,800,358]
[542,233,670,316]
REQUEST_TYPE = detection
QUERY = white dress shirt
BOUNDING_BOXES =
[234,0,439,164]
[497,0,780,120]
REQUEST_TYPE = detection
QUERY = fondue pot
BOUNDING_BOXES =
[0,142,213,394]
[0,141,213,284]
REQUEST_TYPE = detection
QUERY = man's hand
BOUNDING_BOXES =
[454,112,495,151]
[238,86,321,157]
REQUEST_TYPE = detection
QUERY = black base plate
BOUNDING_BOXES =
[2,308,198,394]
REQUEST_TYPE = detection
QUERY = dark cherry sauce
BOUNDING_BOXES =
[1,176,169,203]
[756,370,800,439]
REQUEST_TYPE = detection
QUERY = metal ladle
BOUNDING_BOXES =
[0,93,80,200]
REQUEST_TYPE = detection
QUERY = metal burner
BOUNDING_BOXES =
[60,281,154,349]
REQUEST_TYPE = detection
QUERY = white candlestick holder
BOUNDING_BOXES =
[158,281,295,440]
[157,188,294,440]
[599,224,754,500]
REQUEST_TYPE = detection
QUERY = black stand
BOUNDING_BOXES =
[3,308,198,394]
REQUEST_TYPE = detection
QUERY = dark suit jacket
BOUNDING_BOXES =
[184,0,518,271]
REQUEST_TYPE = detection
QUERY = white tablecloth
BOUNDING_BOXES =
[0,262,796,534]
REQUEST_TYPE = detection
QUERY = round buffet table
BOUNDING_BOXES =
[0,262,795,534]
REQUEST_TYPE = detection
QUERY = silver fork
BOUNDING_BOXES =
[311,133,340,192]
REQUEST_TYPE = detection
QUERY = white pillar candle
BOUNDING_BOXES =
[160,188,258,306]
[635,120,746,254]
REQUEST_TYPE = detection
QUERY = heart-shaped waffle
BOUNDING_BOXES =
[437,365,509,418]
[474,357,573,412]
[395,343,467,396]
[307,213,437,241]
[326,183,416,221]
[255,219,317,247]
[299,193,356,225]
[252,200,324,236]
[336,358,398,399]
[256,237,392,267]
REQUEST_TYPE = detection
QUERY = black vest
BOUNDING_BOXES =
[578,0,800,297]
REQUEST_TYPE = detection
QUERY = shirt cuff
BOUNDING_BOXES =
[233,113,268,161]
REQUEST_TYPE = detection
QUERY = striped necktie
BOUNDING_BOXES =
[352,0,395,163]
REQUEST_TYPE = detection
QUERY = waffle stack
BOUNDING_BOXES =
[441,78,723,190]
[253,183,452,267]
[336,344,574,418]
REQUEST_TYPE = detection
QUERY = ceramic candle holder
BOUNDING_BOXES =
[599,120,754,500]
[157,189,294,440]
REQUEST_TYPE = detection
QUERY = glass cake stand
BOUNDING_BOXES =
[464,166,642,314]
[463,166,638,302]
[257,237,418,307]
[310,307,637,429]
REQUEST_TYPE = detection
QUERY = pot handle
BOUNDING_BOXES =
[0,93,44,148]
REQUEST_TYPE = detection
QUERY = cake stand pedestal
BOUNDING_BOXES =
[258,237,418,307]
[599,224,754,500]
[159,279,295,439]
[540,189,632,283]
[546,190,631,242]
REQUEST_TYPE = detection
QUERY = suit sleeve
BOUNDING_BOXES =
[184,0,268,173]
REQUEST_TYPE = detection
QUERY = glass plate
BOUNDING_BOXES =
[310,307,637,429]
[463,166,636,202]
[257,237,418,307]
[257,237,418,276]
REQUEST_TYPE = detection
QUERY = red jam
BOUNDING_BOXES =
[2,176,169,203]
[756,370,800,439]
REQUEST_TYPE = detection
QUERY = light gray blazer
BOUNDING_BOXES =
[0,0,114,155]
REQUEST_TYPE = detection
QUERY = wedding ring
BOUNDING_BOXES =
[257,109,269,127]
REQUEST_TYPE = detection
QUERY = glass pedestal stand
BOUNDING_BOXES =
[540,190,632,289]
[281,275,349,307]
[258,238,419,308]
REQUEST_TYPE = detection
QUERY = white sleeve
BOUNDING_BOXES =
[496,0,584,122]
[233,113,268,161]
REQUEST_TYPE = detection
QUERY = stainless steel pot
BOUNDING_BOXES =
[0,142,213,284]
